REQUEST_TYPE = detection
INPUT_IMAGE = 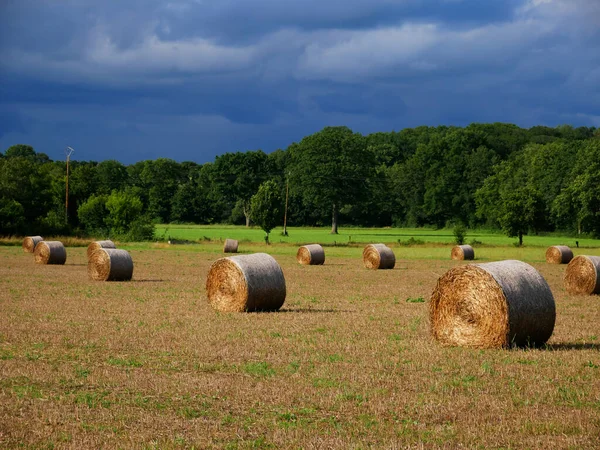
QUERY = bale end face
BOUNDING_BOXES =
[564,255,600,295]
[88,248,133,281]
[451,245,474,261]
[23,236,43,253]
[545,245,573,264]
[34,241,66,265]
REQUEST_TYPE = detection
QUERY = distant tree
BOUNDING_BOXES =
[250,180,283,244]
[4,144,50,163]
[104,190,144,235]
[212,150,271,226]
[287,126,375,234]
[497,186,545,246]
[78,194,109,234]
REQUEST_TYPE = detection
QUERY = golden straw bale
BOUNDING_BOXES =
[206,253,286,312]
[297,244,325,265]
[451,244,474,260]
[430,260,555,349]
[223,239,239,253]
[545,245,573,264]
[34,241,67,265]
[22,236,43,253]
[564,255,600,295]
[87,240,116,259]
[88,248,134,281]
[363,244,395,269]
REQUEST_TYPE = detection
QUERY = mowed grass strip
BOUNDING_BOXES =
[0,245,599,448]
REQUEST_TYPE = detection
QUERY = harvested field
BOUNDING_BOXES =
[1,244,599,449]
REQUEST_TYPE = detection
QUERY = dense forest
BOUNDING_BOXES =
[1,123,599,242]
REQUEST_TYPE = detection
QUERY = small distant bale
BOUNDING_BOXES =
[363,244,395,270]
[297,244,325,265]
[206,253,286,312]
[87,240,116,259]
[223,239,239,253]
[430,260,556,349]
[451,244,474,261]
[564,255,600,295]
[88,248,134,281]
[34,241,67,265]
[545,245,573,264]
[22,236,43,253]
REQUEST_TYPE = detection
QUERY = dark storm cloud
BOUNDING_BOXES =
[0,0,598,162]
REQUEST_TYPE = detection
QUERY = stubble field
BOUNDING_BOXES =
[1,243,599,449]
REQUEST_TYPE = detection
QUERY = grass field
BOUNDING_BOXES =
[1,242,600,448]
[155,224,600,248]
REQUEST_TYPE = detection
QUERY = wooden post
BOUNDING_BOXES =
[283,175,289,236]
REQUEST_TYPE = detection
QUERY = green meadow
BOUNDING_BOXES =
[155,224,598,248]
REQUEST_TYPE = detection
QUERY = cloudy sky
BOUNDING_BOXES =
[1,0,598,163]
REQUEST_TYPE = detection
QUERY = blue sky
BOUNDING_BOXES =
[1,0,598,163]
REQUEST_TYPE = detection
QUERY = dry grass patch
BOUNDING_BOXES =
[0,245,599,448]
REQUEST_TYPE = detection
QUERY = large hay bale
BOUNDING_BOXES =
[451,244,474,261]
[87,240,116,259]
[22,236,43,253]
[88,248,134,281]
[430,260,555,349]
[545,245,573,264]
[206,253,286,312]
[223,239,239,253]
[297,244,325,265]
[564,255,600,295]
[363,244,395,270]
[34,241,67,265]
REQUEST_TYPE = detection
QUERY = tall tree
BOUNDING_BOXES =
[250,180,283,244]
[287,126,374,234]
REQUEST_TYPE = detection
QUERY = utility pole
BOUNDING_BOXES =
[282,173,289,236]
[65,146,75,224]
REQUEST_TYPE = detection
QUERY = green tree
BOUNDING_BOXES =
[287,126,375,234]
[77,194,109,234]
[105,190,144,235]
[497,186,545,246]
[250,180,283,244]
[212,150,271,226]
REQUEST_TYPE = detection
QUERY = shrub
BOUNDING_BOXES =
[453,224,467,245]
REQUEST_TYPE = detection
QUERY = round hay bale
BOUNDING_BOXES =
[564,255,600,295]
[22,236,43,253]
[88,248,134,281]
[34,241,67,265]
[363,244,395,270]
[206,253,286,312]
[430,260,555,349]
[223,239,239,253]
[87,240,116,259]
[451,244,474,261]
[545,245,573,264]
[297,244,325,265]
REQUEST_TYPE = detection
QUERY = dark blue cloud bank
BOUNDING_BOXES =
[0,0,598,163]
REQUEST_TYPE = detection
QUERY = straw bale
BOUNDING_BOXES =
[206,253,286,312]
[564,255,600,295]
[223,239,239,253]
[545,245,573,264]
[87,240,116,259]
[430,260,555,349]
[22,236,43,253]
[451,244,474,261]
[34,241,66,265]
[297,244,325,265]
[88,248,134,281]
[363,244,395,269]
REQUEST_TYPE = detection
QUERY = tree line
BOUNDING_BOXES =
[1,123,599,243]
